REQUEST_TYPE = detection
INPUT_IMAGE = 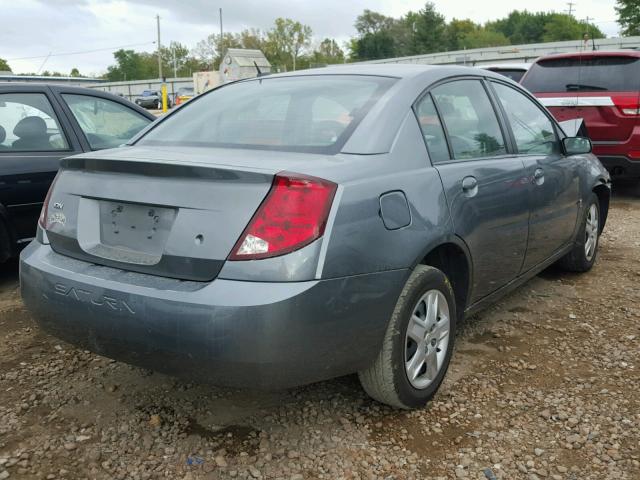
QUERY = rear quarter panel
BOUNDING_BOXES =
[320,112,454,278]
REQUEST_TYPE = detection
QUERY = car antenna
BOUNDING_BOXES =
[254,61,264,77]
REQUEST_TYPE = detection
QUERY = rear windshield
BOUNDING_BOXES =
[137,75,396,154]
[522,56,640,93]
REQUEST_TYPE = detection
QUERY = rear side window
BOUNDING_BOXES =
[414,94,450,163]
[522,56,640,93]
[492,83,559,155]
[431,80,506,160]
[0,93,69,152]
[137,75,396,154]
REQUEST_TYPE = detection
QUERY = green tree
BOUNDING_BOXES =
[309,38,345,66]
[69,67,81,77]
[543,14,604,42]
[616,0,640,36]
[463,28,510,48]
[0,58,11,72]
[445,19,479,51]
[350,10,399,60]
[264,18,312,71]
[412,2,447,54]
[105,49,156,81]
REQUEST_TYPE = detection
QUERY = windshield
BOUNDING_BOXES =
[141,91,155,97]
[137,75,396,154]
[522,56,640,93]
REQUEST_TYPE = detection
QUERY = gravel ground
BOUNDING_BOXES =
[1,184,639,480]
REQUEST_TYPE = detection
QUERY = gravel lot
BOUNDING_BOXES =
[1,184,639,480]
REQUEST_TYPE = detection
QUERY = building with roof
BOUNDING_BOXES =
[219,49,271,83]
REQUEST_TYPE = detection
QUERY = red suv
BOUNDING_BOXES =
[521,51,640,179]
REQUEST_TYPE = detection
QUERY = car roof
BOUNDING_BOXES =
[533,49,640,62]
[265,63,503,80]
[0,83,156,120]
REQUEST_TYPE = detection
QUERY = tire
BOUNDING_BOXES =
[0,220,12,263]
[558,193,600,273]
[358,265,457,409]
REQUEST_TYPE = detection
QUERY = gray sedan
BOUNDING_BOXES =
[20,65,610,409]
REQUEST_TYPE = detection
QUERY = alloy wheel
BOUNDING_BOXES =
[584,204,599,261]
[404,289,450,390]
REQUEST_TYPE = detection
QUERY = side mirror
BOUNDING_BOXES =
[563,136,592,155]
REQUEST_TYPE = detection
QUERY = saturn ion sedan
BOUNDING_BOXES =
[20,65,610,409]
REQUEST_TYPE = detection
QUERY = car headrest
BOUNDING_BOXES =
[0,125,5,144]
[13,116,48,138]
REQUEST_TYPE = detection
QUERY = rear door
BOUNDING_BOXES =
[0,87,83,242]
[415,78,530,302]
[522,55,640,144]
[490,81,580,270]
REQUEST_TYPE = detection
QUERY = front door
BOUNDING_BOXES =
[490,81,580,270]
[415,79,530,302]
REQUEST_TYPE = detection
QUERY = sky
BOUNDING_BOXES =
[1,0,621,76]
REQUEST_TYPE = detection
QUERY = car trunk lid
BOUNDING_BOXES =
[44,148,279,281]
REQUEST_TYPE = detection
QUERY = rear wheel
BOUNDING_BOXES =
[558,193,600,272]
[358,265,456,409]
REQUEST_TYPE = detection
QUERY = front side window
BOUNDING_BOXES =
[137,75,396,154]
[62,94,151,150]
[431,80,506,160]
[414,93,450,163]
[0,93,69,152]
[492,83,559,155]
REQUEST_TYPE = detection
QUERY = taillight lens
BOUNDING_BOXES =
[38,173,60,229]
[229,172,337,260]
[612,95,640,116]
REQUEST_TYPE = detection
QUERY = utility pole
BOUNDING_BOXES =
[219,8,223,39]
[172,47,177,78]
[585,16,597,51]
[156,14,162,79]
[565,2,575,16]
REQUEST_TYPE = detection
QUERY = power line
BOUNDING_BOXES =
[7,41,156,62]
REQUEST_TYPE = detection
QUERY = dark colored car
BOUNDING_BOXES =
[135,90,172,109]
[20,65,610,409]
[0,84,155,262]
[521,51,640,179]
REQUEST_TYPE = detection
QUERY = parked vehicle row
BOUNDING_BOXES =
[0,84,155,262]
[19,65,610,409]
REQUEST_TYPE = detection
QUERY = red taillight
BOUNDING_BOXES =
[612,95,640,116]
[229,172,337,261]
[38,173,59,229]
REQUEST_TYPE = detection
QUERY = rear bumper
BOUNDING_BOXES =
[20,242,408,389]
[596,155,640,178]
